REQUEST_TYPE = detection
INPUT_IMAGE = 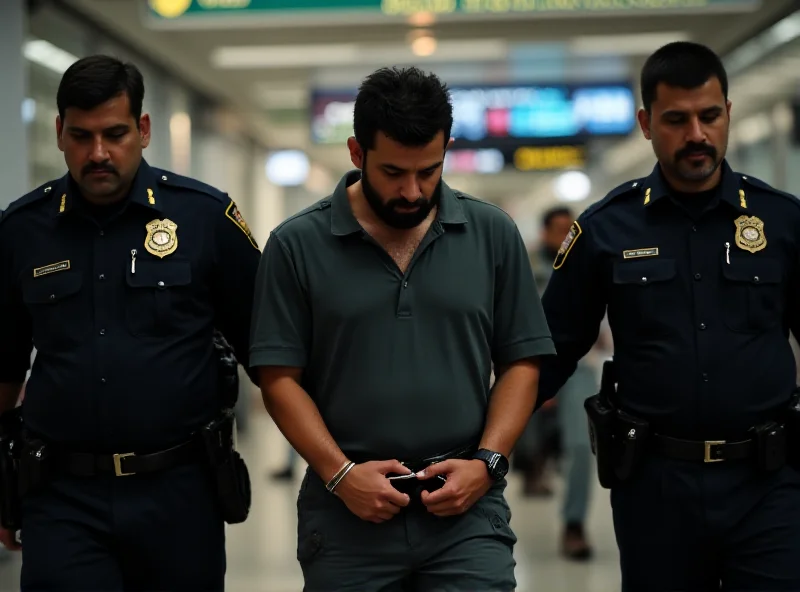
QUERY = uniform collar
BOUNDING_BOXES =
[330,170,467,236]
[53,158,164,218]
[641,160,747,214]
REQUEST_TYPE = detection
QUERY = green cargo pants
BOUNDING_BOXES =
[296,469,517,592]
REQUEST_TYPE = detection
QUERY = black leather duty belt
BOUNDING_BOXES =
[55,438,203,477]
[652,434,756,463]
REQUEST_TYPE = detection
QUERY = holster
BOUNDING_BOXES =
[214,331,240,410]
[0,408,23,530]
[584,360,650,489]
[200,409,251,524]
[785,388,800,470]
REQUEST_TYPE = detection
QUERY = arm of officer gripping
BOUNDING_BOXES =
[212,197,262,386]
[536,215,608,410]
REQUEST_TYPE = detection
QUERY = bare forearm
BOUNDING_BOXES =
[258,371,348,484]
[479,359,540,457]
[0,383,22,414]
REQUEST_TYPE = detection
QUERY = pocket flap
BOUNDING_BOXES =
[21,271,82,304]
[722,257,781,284]
[613,259,676,285]
[126,259,192,289]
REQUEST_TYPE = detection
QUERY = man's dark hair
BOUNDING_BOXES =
[640,41,728,112]
[542,206,573,229]
[353,66,453,151]
[57,55,145,126]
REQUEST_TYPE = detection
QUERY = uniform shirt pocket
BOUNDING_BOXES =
[611,259,677,337]
[721,256,783,333]
[125,259,193,338]
[21,271,86,350]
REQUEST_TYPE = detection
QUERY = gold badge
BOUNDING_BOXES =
[144,219,178,258]
[553,221,582,270]
[734,215,766,253]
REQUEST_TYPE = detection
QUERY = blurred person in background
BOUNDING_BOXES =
[250,65,555,591]
[538,41,800,591]
[519,206,610,560]
[0,55,259,590]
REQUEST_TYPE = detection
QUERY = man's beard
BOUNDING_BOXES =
[361,167,441,230]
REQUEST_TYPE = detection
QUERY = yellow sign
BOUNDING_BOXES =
[149,0,193,18]
[513,145,586,172]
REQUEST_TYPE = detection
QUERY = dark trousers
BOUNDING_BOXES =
[612,455,800,591]
[296,469,517,592]
[19,462,226,591]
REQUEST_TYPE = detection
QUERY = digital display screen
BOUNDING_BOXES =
[310,82,636,146]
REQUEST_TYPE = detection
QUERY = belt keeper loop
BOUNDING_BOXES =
[326,461,355,493]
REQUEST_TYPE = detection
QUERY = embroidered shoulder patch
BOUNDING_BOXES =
[225,201,259,250]
[553,221,582,270]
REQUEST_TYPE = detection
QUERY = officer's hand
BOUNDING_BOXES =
[334,460,412,523]
[0,528,20,551]
[418,459,492,517]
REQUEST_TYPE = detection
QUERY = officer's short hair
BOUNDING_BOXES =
[57,55,145,127]
[542,206,573,229]
[353,66,453,151]
[640,41,728,113]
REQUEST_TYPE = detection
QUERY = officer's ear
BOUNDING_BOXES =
[347,136,364,169]
[56,115,64,152]
[637,108,652,141]
[138,114,151,149]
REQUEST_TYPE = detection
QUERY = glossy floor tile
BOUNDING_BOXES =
[0,404,622,591]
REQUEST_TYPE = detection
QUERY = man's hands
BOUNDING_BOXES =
[417,459,492,517]
[0,528,20,551]
[334,460,412,523]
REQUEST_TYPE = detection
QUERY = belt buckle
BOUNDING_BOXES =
[113,452,136,476]
[704,440,726,463]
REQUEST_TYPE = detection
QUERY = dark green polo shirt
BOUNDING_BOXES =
[250,171,555,460]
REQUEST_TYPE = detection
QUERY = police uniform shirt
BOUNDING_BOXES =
[249,171,556,461]
[0,160,261,452]
[538,160,800,440]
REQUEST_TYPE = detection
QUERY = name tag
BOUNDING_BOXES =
[622,248,659,260]
[33,260,70,278]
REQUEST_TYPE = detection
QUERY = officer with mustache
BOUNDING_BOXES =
[537,41,800,591]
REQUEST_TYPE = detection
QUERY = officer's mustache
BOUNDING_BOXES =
[675,142,716,162]
[82,163,118,176]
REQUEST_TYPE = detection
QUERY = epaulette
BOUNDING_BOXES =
[153,168,228,203]
[740,173,799,204]
[0,179,60,227]
[581,178,645,220]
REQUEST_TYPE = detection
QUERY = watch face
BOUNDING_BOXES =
[478,450,509,480]
[490,453,509,479]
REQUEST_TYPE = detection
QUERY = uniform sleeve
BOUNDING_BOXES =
[211,198,262,384]
[492,217,557,367]
[0,220,33,383]
[787,221,800,345]
[536,215,608,409]
[249,232,311,369]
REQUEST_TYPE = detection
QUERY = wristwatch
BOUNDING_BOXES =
[472,449,509,481]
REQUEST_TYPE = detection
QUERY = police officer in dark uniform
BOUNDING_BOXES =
[0,55,259,590]
[538,41,800,591]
